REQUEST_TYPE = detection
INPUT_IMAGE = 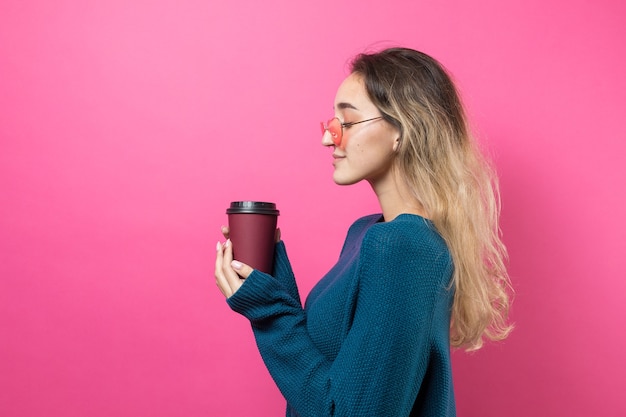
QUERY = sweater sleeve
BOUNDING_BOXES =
[272,241,301,306]
[227,224,453,417]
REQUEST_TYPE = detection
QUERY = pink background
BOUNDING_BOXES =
[1,0,625,416]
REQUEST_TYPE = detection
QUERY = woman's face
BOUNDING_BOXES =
[322,73,400,186]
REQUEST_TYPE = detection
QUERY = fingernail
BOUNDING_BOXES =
[231,260,242,270]
[216,241,221,251]
[224,239,231,248]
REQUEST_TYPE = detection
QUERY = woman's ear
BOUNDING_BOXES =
[392,137,401,152]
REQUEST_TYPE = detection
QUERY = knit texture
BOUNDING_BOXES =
[227,214,456,417]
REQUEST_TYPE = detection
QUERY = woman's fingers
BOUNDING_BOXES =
[275,227,281,243]
[215,239,254,298]
[218,240,239,297]
[221,225,230,240]
[215,241,231,297]
[230,259,253,279]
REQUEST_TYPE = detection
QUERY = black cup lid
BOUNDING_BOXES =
[226,201,280,215]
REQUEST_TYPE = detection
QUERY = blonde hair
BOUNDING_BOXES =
[352,48,513,350]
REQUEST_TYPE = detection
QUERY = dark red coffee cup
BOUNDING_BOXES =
[226,201,280,274]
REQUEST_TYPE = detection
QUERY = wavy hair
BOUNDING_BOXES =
[351,47,513,350]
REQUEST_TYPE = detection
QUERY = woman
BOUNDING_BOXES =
[215,47,513,417]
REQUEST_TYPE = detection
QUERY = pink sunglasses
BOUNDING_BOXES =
[320,116,383,146]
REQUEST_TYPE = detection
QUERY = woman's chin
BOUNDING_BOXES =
[332,173,360,186]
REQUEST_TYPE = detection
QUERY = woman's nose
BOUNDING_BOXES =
[321,129,336,147]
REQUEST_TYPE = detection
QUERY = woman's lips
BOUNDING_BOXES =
[332,153,345,166]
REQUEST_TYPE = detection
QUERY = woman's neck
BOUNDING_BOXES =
[369,170,428,222]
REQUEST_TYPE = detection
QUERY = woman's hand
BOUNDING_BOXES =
[214,225,282,298]
[215,238,254,298]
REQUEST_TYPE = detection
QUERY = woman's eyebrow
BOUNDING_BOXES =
[335,102,358,110]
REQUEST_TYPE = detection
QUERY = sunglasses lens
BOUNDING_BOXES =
[328,118,342,145]
[321,118,343,146]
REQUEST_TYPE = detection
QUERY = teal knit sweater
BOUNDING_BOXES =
[227,214,456,416]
